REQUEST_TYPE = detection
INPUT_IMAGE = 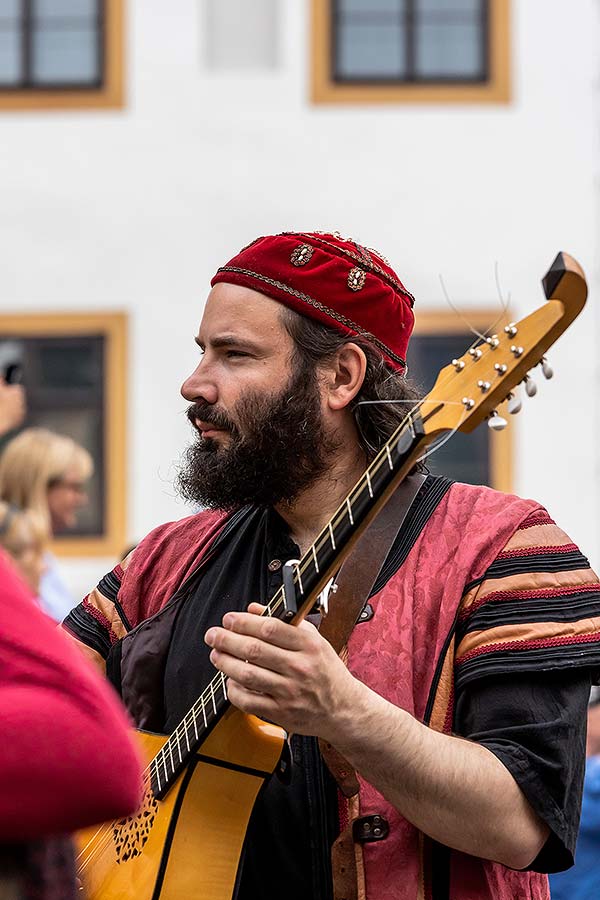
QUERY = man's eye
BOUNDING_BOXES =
[226,350,249,358]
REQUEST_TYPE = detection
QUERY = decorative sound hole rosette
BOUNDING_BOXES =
[290,244,314,266]
[113,784,159,864]
[347,267,366,291]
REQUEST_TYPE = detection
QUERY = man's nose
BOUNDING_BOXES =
[180,363,218,405]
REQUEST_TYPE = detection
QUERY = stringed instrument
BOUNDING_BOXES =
[76,252,587,899]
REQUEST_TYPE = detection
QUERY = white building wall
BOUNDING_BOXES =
[0,0,598,598]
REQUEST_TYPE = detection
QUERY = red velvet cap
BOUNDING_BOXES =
[210,231,415,371]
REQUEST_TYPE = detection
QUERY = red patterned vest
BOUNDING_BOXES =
[345,482,550,900]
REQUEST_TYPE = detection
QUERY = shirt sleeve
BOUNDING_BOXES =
[0,551,143,841]
[61,551,134,666]
[454,669,590,872]
[452,508,600,873]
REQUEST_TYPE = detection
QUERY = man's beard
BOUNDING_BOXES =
[176,364,341,509]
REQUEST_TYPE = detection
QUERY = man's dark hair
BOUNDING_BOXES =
[280,308,423,463]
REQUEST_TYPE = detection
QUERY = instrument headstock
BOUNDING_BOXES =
[420,252,587,437]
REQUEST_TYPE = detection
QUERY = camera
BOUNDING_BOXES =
[3,363,23,385]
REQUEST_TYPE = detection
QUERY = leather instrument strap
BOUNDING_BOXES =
[317,471,427,657]
[316,471,427,900]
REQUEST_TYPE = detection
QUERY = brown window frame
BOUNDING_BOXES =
[311,0,510,104]
[0,311,127,557]
[411,310,513,492]
[0,0,124,111]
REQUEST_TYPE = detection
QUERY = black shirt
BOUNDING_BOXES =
[163,506,591,897]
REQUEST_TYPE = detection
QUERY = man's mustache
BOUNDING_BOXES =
[186,403,237,434]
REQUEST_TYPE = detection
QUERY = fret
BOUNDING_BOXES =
[192,708,199,741]
[184,722,190,753]
[220,671,228,700]
[201,698,208,728]
[312,544,320,573]
[366,470,374,498]
[154,760,162,793]
[174,729,182,764]
[168,739,174,774]
[296,566,304,595]
[385,444,394,470]
[328,521,336,550]
[210,680,217,716]
[346,497,354,525]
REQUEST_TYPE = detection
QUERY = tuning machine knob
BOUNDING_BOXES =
[507,391,522,415]
[488,411,508,431]
[524,375,537,397]
[541,357,554,380]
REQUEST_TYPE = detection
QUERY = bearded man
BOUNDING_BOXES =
[64,232,600,900]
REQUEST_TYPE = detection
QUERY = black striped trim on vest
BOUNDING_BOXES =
[63,603,112,657]
[455,641,600,692]
[457,589,600,641]
[465,550,590,591]
[368,475,454,598]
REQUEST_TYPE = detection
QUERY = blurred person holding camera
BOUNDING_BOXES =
[0,427,93,621]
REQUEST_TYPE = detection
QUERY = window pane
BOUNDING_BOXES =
[407,333,490,485]
[0,29,20,84]
[33,0,99,19]
[337,23,406,79]
[0,0,20,17]
[0,334,105,538]
[418,0,481,13]
[338,0,404,14]
[37,344,101,390]
[415,22,483,78]
[31,25,99,84]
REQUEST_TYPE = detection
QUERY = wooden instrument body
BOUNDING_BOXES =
[76,709,284,900]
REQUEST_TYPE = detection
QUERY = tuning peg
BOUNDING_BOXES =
[488,411,508,431]
[541,357,554,379]
[524,375,537,397]
[507,391,522,415]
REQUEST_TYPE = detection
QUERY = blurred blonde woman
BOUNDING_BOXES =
[0,428,93,622]
[0,502,46,596]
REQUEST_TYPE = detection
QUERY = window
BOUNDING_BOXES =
[407,311,512,491]
[0,313,127,556]
[0,0,123,110]
[312,0,509,103]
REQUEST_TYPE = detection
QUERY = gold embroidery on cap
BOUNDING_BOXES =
[348,267,366,292]
[291,244,314,266]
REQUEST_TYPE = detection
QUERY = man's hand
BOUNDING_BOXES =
[0,379,25,436]
[205,603,548,870]
[204,603,360,739]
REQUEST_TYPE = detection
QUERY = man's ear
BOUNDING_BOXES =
[322,343,367,411]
